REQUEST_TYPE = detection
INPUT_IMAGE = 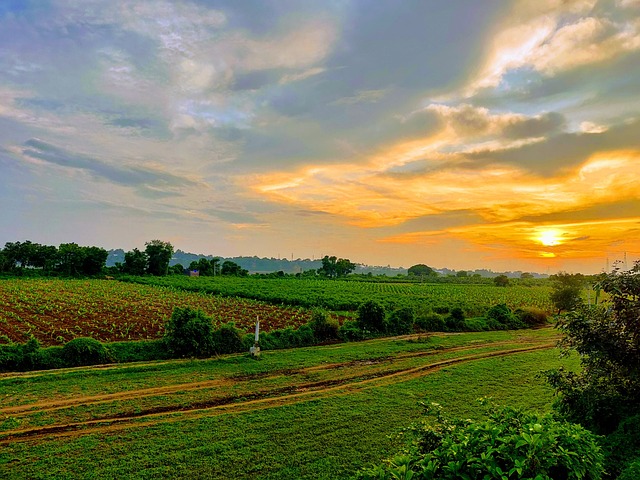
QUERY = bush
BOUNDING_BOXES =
[0,337,42,371]
[357,401,604,480]
[357,300,385,333]
[163,307,215,357]
[415,313,445,332]
[486,303,524,329]
[338,320,366,341]
[211,322,244,354]
[445,307,465,331]
[385,307,415,335]
[601,414,640,479]
[62,337,111,367]
[619,459,640,480]
[514,306,549,327]
[307,309,339,341]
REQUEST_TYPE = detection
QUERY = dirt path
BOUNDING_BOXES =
[0,341,554,444]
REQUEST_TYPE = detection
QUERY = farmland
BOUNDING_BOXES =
[0,277,554,347]
[0,328,573,479]
[122,275,554,314]
[0,279,315,346]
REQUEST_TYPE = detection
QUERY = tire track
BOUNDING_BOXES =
[0,343,554,444]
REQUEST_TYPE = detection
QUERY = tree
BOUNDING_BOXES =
[56,243,85,276]
[145,240,173,276]
[408,264,435,277]
[550,272,585,313]
[169,263,185,275]
[455,270,468,277]
[318,255,356,278]
[546,262,640,434]
[357,300,385,333]
[123,248,147,275]
[81,246,108,276]
[494,274,509,287]
[221,260,247,276]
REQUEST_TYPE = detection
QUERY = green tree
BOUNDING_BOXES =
[56,243,85,276]
[221,260,248,276]
[546,262,640,434]
[123,248,148,275]
[81,246,108,276]
[145,240,173,276]
[318,255,356,278]
[169,263,185,275]
[357,300,385,333]
[494,274,509,287]
[408,264,435,277]
[550,272,585,313]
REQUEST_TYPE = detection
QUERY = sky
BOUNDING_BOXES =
[1,0,639,274]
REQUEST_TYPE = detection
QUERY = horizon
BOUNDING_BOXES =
[1,1,639,275]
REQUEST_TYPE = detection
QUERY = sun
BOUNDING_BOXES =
[538,229,562,247]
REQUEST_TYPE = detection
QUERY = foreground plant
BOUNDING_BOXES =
[356,400,603,480]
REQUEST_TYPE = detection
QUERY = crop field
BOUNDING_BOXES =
[0,279,316,346]
[0,328,574,479]
[124,275,555,314]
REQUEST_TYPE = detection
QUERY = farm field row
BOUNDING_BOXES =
[0,328,572,479]
[0,279,316,346]
[123,275,555,314]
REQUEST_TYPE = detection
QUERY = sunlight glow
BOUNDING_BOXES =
[537,229,562,246]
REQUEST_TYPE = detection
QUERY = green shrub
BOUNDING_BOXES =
[415,313,445,332]
[486,303,524,329]
[619,459,640,480]
[445,307,465,331]
[307,309,340,341]
[514,306,549,327]
[35,346,66,369]
[357,300,385,333]
[601,414,640,479]
[211,322,244,354]
[385,307,415,335]
[357,400,604,480]
[107,340,171,363]
[0,337,41,371]
[62,337,111,367]
[163,307,215,357]
[338,320,366,341]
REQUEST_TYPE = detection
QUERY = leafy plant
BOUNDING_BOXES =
[357,400,604,480]
[163,307,215,357]
[62,337,110,367]
[385,307,415,335]
[211,322,244,355]
[357,300,385,333]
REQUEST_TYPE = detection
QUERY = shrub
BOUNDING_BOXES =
[600,414,640,478]
[486,303,524,329]
[514,306,549,327]
[357,300,385,333]
[338,320,366,341]
[211,322,244,354]
[357,401,604,480]
[415,313,445,332]
[163,307,215,357]
[445,307,465,331]
[619,459,640,480]
[62,337,111,367]
[0,337,42,371]
[385,307,415,335]
[308,309,339,341]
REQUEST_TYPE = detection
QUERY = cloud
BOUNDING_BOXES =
[452,0,640,97]
[21,139,197,193]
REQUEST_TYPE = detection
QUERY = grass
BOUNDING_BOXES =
[0,328,576,479]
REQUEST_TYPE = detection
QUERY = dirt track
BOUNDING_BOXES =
[0,338,555,444]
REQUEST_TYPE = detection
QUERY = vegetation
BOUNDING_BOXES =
[550,272,586,313]
[357,401,603,480]
[0,329,570,479]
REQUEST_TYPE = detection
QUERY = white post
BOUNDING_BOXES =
[250,316,261,358]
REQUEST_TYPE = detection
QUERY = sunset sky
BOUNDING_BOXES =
[1,0,639,273]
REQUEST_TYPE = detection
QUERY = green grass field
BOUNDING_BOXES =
[0,328,575,479]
